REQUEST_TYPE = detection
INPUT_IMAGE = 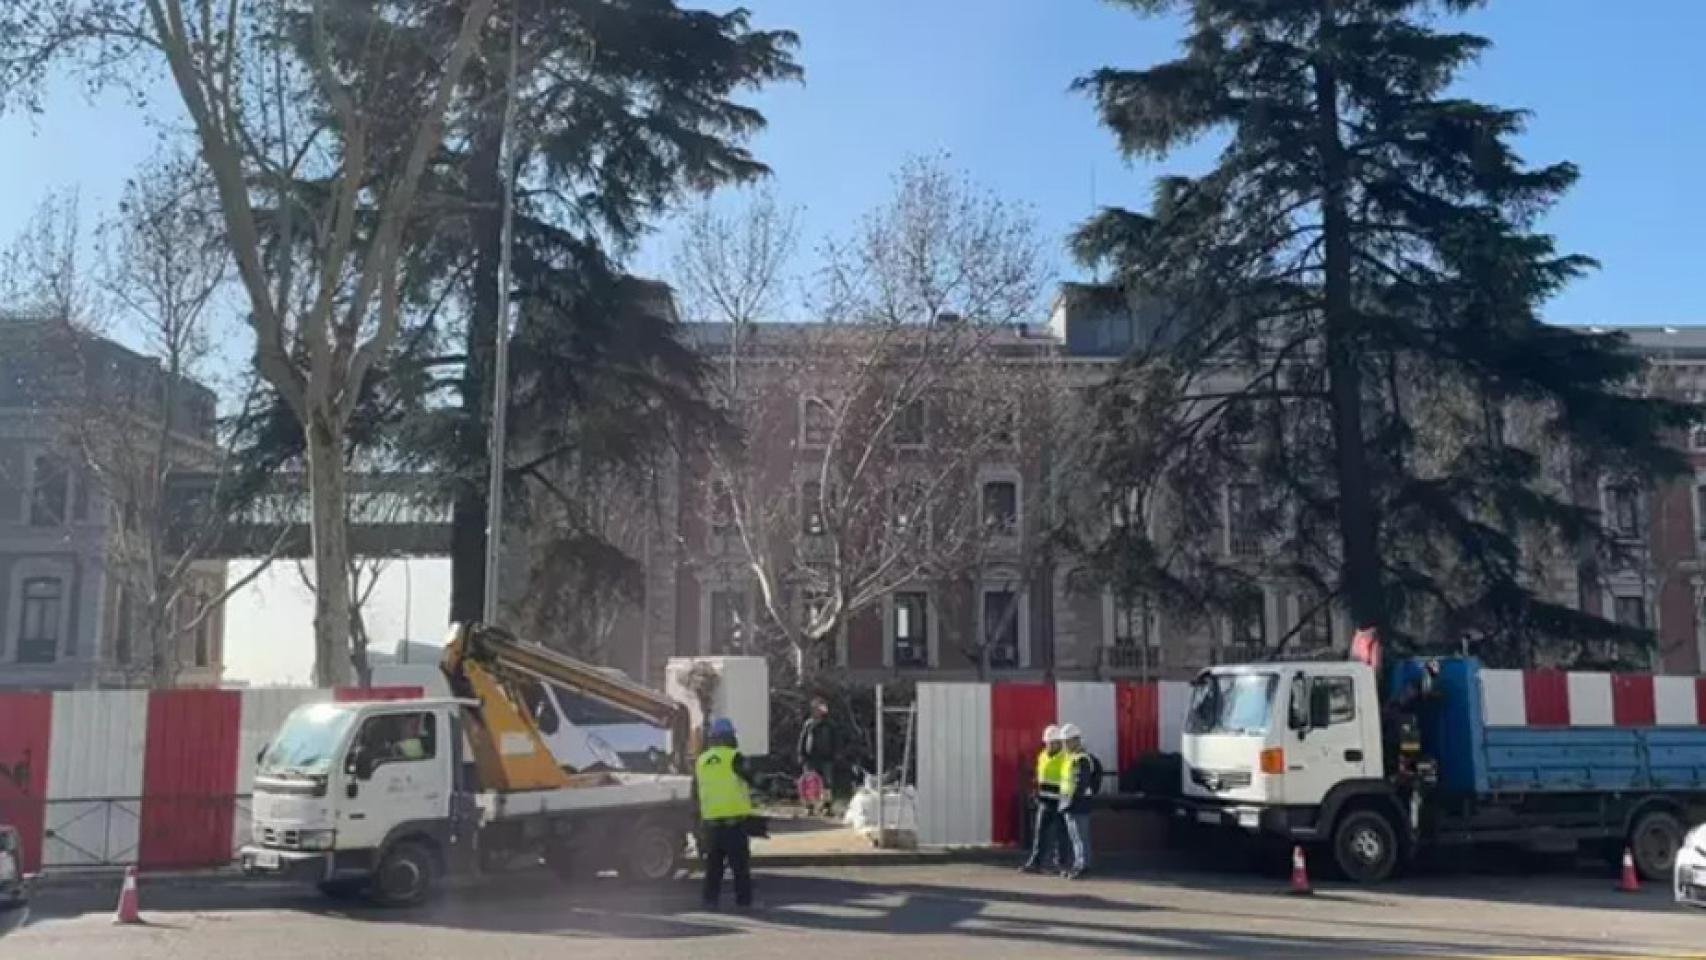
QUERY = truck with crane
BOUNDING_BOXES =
[239,623,747,905]
[1177,655,1706,883]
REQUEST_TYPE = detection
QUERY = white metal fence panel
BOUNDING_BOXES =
[916,683,991,848]
[1055,682,1117,774]
[1479,670,1527,727]
[44,691,147,867]
[1158,681,1191,753]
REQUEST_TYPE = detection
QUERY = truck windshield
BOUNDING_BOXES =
[1186,672,1278,735]
[258,703,358,777]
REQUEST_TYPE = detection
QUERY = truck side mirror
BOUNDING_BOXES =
[1288,676,1311,732]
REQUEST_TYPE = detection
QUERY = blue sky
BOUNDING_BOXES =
[4,1,1703,328]
[3,1,1701,682]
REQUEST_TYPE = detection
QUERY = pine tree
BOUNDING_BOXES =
[1074,0,1697,664]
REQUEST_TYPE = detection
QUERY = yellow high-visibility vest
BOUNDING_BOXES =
[1035,749,1066,797]
[696,745,755,820]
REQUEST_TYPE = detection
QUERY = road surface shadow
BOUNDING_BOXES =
[15,865,1688,957]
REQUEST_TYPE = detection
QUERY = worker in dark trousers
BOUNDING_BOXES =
[797,697,838,816]
[695,717,756,910]
[1057,723,1096,879]
[1020,725,1066,873]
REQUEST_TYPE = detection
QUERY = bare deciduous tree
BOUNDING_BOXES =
[1,0,498,684]
[676,159,1086,679]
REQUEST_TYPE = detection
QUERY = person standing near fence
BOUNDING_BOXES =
[1056,723,1100,880]
[797,697,838,817]
[1019,725,1066,873]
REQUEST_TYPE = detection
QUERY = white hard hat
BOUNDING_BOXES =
[1042,725,1061,743]
[1058,723,1082,740]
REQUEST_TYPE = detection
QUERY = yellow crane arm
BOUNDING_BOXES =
[440,622,690,793]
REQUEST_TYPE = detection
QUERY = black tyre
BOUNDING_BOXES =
[1629,810,1684,882]
[1333,809,1399,884]
[623,820,684,884]
[316,878,367,900]
[372,840,437,907]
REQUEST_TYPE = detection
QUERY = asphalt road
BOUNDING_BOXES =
[3,861,1702,960]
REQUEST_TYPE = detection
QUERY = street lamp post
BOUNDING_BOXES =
[482,4,522,627]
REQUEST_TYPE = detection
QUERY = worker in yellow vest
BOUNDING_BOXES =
[695,717,755,909]
[1020,725,1067,873]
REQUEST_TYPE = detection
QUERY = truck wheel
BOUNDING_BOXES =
[372,840,437,907]
[1629,810,1684,882]
[1333,810,1399,884]
[624,821,683,884]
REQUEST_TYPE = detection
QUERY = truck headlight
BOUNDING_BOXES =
[297,830,337,852]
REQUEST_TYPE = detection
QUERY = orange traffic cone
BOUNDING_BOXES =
[1288,845,1313,896]
[1617,848,1641,893]
[113,866,142,924]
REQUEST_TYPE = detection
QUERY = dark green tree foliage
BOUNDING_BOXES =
[1074,0,1697,665]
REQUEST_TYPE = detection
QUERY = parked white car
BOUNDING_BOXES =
[1678,821,1706,908]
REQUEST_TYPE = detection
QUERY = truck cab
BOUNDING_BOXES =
[1180,660,1401,880]
[242,699,474,902]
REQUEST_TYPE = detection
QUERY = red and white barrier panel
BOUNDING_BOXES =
[0,685,421,875]
[1479,670,1706,728]
[916,680,1190,849]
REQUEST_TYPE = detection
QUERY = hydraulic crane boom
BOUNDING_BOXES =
[441,622,691,793]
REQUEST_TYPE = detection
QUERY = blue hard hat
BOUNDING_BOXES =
[709,717,736,738]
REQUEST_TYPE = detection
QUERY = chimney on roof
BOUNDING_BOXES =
[934,311,963,325]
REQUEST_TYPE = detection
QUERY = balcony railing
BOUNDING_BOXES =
[1100,644,1161,677]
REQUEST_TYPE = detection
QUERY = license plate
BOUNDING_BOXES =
[253,850,280,870]
[1197,810,1220,825]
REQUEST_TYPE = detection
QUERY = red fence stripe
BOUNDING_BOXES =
[1698,678,1706,726]
[1523,671,1570,726]
[1115,682,1159,772]
[138,690,242,871]
[989,684,1057,848]
[1612,674,1657,727]
[334,686,424,702]
[0,694,52,873]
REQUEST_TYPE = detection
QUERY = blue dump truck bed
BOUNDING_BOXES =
[1397,658,1706,797]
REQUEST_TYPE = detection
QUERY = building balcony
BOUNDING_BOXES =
[1098,643,1162,678]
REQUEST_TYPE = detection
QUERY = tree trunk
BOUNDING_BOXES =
[306,409,354,686]
[1314,2,1386,638]
[448,75,506,626]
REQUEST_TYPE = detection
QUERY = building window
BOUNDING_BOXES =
[801,396,834,448]
[1225,483,1261,558]
[1613,595,1647,630]
[709,481,735,537]
[991,401,1019,448]
[1605,483,1641,539]
[709,589,749,654]
[891,480,929,542]
[982,479,1018,535]
[17,577,64,664]
[29,455,70,527]
[983,590,1020,668]
[1293,591,1332,649]
[892,591,929,668]
[894,400,926,447]
[1696,486,1706,539]
[1691,425,1706,451]
[800,479,826,536]
[1227,588,1265,649]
